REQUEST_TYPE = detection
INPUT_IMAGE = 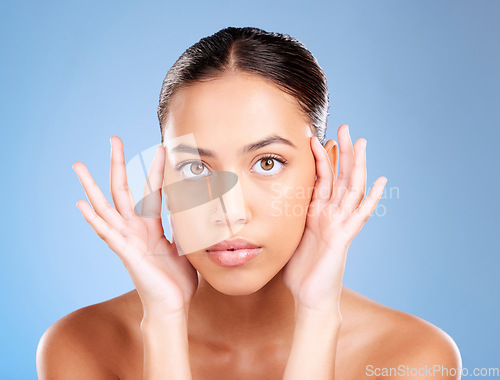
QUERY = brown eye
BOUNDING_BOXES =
[260,158,274,171]
[251,155,286,177]
[190,163,204,175]
[177,161,210,179]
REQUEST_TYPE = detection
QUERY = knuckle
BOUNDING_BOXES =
[118,224,131,237]
[111,182,130,193]
[102,202,116,217]
[363,212,370,222]
[355,207,370,223]
[347,187,364,203]
[100,224,112,240]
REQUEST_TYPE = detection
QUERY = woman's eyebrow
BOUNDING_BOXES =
[170,134,297,157]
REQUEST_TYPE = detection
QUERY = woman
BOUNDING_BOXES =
[37,27,461,379]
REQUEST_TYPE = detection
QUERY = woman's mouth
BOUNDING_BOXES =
[205,237,262,267]
[206,248,263,267]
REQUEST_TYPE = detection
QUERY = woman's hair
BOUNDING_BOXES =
[158,26,329,144]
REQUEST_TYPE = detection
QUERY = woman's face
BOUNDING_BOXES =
[162,71,317,295]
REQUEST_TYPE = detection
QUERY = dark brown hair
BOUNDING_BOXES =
[158,26,329,144]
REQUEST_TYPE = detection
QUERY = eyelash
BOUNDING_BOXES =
[174,154,288,178]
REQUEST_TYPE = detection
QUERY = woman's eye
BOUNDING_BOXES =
[177,161,211,179]
[252,156,286,176]
[176,156,286,179]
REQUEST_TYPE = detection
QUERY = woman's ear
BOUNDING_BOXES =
[323,139,338,180]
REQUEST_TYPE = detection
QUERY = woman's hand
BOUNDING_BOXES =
[282,124,387,316]
[73,136,198,321]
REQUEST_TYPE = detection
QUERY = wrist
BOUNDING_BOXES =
[141,308,189,330]
[294,303,342,325]
[294,307,342,338]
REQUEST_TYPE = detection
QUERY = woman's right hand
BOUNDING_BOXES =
[72,136,198,321]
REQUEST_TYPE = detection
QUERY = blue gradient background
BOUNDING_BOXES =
[1,0,499,378]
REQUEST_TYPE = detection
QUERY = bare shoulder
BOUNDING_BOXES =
[36,290,143,379]
[340,287,462,379]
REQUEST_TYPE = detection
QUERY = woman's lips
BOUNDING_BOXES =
[206,237,260,251]
[206,248,263,267]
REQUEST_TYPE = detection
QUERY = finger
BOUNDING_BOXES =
[140,146,167,246]
[343,176,387,235]
[337,138,367,217]
[76,199,131,263]
[332,142,339,185]
[141,145,165,219]
[110,136,136,219]
[331,125,354,208]
[73,162,128,234]
[310,136,335,204]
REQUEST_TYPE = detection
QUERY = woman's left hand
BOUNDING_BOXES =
[282,124,387,316]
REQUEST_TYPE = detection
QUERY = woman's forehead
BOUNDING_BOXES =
[163,73,310,142]
[166,75,306,129]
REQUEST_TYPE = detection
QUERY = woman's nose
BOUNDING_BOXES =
[210,172,248,230]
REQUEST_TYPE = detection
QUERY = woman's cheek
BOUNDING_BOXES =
[266,179,314,221]
[260,181,312,256]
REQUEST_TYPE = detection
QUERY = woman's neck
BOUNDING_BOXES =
[187,269,296,350]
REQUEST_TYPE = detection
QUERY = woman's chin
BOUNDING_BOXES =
[214,285,265,296]
[202,273,272,296]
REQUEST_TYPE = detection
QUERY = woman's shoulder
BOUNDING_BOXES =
[36,290,143,379]
[340,287,462,378]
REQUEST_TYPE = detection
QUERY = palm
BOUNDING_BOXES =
[73,136,198,317]
[283,125,387,312]
[123,213,198,313]
[282,201,350,310]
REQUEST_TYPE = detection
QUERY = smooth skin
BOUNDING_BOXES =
[37,72,461,379]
